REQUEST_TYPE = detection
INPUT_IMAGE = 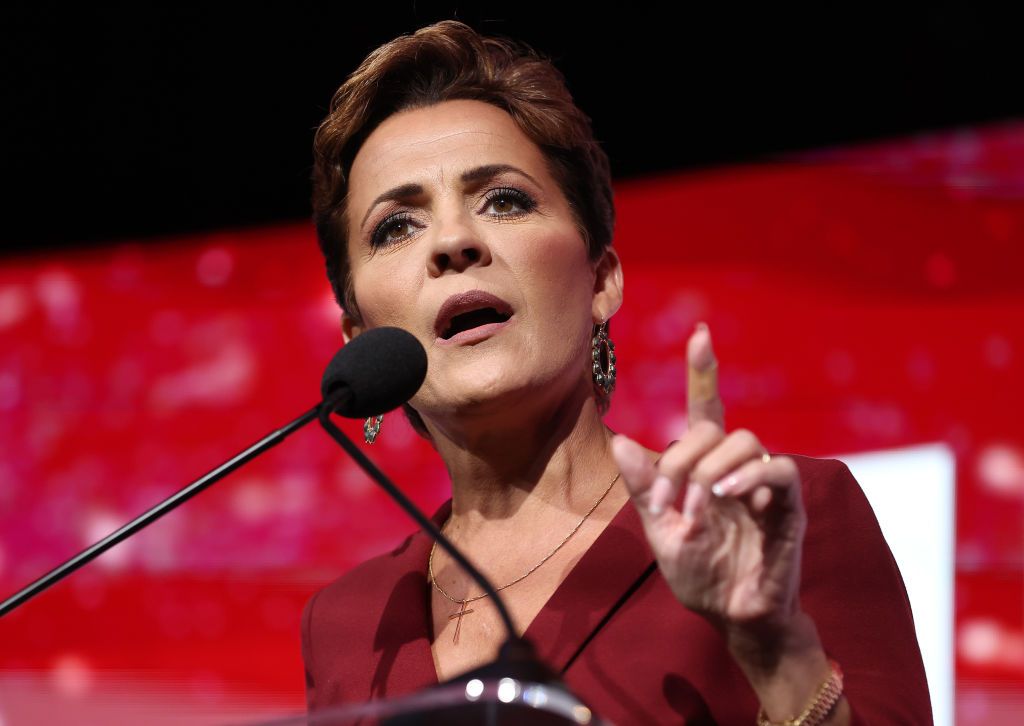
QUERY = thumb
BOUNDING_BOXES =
[611,434,681,531]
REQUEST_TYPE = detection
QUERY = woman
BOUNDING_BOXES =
[301,20,932,725]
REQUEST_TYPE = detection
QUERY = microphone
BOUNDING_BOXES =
[321,326,428,417]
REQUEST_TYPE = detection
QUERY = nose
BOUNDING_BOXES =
[426,206,492,276]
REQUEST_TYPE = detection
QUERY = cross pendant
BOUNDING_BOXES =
[448,600,475,645]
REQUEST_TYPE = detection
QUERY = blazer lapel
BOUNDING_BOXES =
[366,501,449,697]
[521,497,657,675]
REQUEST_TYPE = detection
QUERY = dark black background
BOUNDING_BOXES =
[3,2,1021,253]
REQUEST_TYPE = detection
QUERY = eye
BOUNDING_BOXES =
[370,212,418,248]
[368,187,536,249]
[482,187,536,217]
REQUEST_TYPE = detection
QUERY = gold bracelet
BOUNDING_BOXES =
[755,659,844,726]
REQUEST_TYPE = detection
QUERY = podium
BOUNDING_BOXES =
[247,677,609,725]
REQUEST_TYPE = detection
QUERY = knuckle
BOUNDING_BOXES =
[731,428,761,450]
[657,441,691,477]
[691,418,724,440]
[778,456,800,481]
[691,461,717,485]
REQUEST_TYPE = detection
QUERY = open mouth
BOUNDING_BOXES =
[440,307,513,340]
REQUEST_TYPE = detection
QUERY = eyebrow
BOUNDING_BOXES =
[359,163,540,231]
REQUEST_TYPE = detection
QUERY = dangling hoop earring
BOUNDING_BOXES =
[592,320,616,396]
[363,415,383,444]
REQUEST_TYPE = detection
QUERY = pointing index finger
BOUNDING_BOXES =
[687,321,725,429]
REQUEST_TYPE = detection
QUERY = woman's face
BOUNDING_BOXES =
[343,99,621,426]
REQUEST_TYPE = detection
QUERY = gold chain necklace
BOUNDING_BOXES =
[428,471,621,644]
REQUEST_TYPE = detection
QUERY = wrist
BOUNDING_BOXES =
[724,610,835,720]
[756,659,845,726]
[723,604,817,669]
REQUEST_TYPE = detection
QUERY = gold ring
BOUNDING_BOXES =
[761,452,772,464]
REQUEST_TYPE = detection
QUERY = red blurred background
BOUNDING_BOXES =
[1,122,1022,723]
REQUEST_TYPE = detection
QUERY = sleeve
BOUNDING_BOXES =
[797,457,934,725]
[300,587,323,712]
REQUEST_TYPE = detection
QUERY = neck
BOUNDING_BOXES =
[423,380,620,530]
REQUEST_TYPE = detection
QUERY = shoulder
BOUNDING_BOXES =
[303,497,451,622]
[300,525,440,709]
[299,525,430,703]
[300,497,452,662]
[775,452,867,518]
[302,528,423,631]
[774,452,888,561]
[776,451,916,638]
[781,451,853,490]
[770,452,902,600]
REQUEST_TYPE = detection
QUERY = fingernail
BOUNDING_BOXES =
[696,321,708,332]
[649,475,672,516]
[711,474,738,497]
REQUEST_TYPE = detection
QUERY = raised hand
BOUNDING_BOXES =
[610,322,807,635]
[610,322,846,720]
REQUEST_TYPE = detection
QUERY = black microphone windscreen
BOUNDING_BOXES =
[320,327,428,418]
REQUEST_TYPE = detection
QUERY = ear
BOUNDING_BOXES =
[591,245,624,324]
[340,310,364,344]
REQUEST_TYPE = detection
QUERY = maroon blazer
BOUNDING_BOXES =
[301,454,933,724]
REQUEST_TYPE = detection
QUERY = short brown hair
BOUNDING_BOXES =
[310,20,616,434]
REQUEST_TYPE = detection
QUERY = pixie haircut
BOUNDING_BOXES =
[310,19,616,435]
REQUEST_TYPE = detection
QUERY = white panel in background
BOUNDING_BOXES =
[827,443,956,726]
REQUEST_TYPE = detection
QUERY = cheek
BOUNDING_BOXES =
[350,262,421,328]
[519,230,594,315]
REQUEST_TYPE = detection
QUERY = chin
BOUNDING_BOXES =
[457,365,526,407]
[418,362,536,419]
[434,358,587,426]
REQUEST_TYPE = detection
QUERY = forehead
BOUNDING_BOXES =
[348,99,551,201]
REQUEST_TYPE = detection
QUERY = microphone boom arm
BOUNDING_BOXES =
[316,398,520,645]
